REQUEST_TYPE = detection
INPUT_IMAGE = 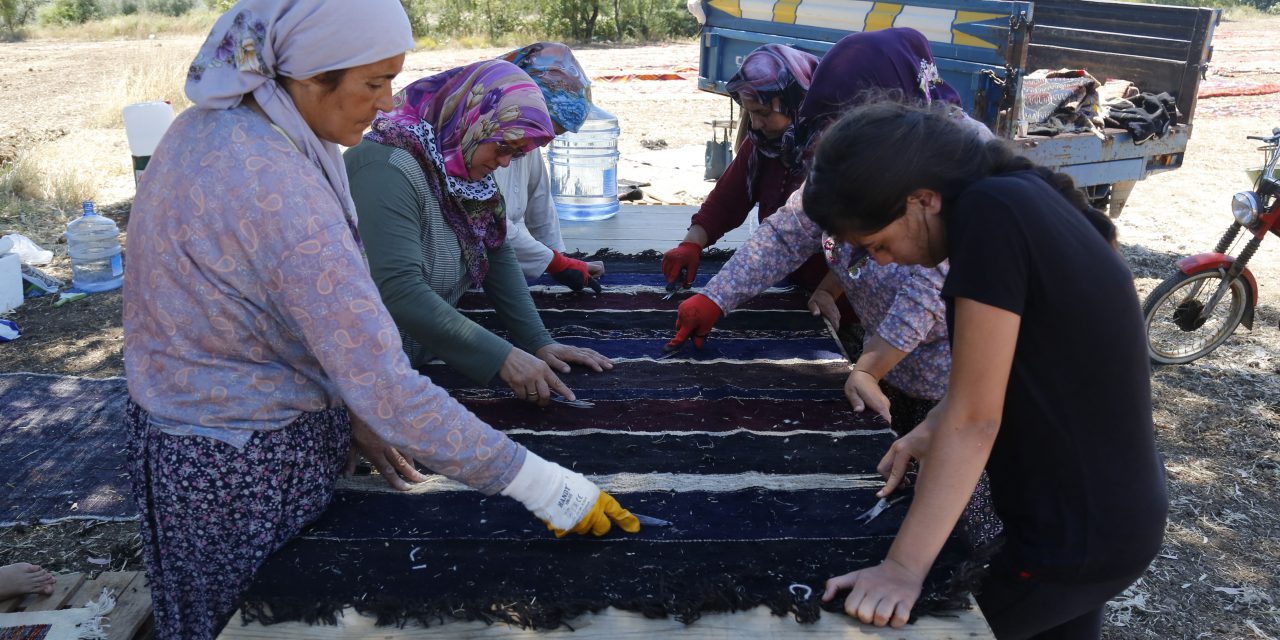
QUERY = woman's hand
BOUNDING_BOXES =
[807,287,843,327]
[845,370,891,424]
[821,558,924,628]
[501,451,642,537]
[344,411,429,491]
[536,342,613,374]
[876,415,936,497]
[498,347,573,406]
[586,261,606,277]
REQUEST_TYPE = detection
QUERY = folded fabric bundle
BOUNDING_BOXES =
[1021,69,1104,136]
[1104,92,1180,143]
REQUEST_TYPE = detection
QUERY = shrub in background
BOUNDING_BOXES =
[41,0,102,24]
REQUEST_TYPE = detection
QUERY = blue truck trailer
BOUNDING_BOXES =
[690,0,1220,216]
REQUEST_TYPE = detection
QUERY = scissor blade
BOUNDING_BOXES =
[633,513,673,527]
[655,346,684,361]
[552,395,595,409]
[821,315,853,363]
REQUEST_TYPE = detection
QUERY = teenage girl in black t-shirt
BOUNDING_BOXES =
[801,101,1167,639]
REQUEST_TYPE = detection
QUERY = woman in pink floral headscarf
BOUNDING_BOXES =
[347,60,614,410]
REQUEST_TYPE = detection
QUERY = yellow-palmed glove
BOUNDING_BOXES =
[550,490,641,538]
[501,451,642,538]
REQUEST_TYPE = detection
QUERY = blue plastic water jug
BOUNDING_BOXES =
[549,105,621,221]
[66,201,123,293]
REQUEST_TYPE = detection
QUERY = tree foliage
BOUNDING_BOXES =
[42,0,102,25]
[399,0,697,43]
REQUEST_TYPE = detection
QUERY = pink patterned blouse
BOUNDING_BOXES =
[122,106,523,494]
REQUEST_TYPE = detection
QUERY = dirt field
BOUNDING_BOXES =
[2,15,1280,639]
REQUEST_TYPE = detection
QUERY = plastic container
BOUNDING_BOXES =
[549,104,621,221]
[0,250,21,313]
[122,101,175,185]
[66,201,124,293]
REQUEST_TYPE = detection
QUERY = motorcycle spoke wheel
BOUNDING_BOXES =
[1143,271,1248,365]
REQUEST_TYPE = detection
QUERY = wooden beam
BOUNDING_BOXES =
[19,571,86,612]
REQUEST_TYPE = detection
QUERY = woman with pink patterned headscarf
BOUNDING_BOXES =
[347,61,615,413]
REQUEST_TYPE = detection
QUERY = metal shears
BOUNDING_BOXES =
[551,394,595,409]
[854,494,909,525]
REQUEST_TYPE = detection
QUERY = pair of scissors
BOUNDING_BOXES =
[854,494,909,525]
[665,267,696,302]
[551,394,595,409]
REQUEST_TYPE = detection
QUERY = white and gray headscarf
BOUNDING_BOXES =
[185,0,415,224]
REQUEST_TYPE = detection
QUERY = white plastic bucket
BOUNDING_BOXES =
[122,101,175,185]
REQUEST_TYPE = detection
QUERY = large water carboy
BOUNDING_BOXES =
[549,104,621,221]
[66,201,124,293]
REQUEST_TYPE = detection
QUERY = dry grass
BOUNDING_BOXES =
[95,45,192,128]
[30,10,218,41]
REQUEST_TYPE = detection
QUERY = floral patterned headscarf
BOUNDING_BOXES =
[186,0,413,236]
[498,42,592,133]
[724,44,818,201]
[366,60,555,286]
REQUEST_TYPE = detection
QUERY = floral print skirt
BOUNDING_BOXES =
[126,399,351,640]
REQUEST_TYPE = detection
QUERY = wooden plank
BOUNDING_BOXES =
[105,575,153,640]
[20,571,86,612]
[65,571,140,610]
[559,204,752,254]
[219,603,993,639]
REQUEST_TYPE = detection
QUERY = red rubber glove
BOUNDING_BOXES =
[662,241,702,288]
[547,251,602,293]
[668,293,722,350]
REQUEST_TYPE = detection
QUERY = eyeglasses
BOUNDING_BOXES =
[495,141,529,159]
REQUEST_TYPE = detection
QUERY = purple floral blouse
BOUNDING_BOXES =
[122,106,523,495]
[702,186,951,401]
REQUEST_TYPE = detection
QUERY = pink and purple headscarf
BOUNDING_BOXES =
[185,0,414,235]
[366,60,556,286]
[788,28,962,169]
[724,44,818,201]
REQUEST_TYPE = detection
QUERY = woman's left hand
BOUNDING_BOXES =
[845,370,891,424]
[536,343,614,374]
[345,411,429,491]
[822,558,923,628]
[586,261,606,277]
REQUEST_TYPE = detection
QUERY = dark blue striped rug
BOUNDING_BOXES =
[240,255,979,630]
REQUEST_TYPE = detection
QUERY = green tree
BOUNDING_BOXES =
[1,0,45,35]
[42,0,102,25]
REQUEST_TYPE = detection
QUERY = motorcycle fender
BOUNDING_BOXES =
[1176,253,1258,330]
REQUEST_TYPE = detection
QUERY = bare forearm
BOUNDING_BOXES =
[854,334,908,381]
[886,411,996,577]
[681,224,709,247]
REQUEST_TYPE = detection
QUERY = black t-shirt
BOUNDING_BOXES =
[941,171,1167,582]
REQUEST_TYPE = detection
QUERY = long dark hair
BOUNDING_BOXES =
[802,100,1116,246]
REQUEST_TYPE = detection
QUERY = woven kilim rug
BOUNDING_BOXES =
[238,254,981,630]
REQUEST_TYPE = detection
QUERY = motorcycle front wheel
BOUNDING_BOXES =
[1143,271,1250,365]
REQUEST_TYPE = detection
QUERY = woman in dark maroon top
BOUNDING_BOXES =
[661,44,820,289]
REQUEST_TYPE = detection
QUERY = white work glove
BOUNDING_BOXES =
[501,451,640,537]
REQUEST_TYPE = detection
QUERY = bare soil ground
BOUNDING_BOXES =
[2,16,1279,638]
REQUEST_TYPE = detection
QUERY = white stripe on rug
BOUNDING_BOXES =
[336,472,884,495]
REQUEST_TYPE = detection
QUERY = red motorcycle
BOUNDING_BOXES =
[1143,128,1280,364]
